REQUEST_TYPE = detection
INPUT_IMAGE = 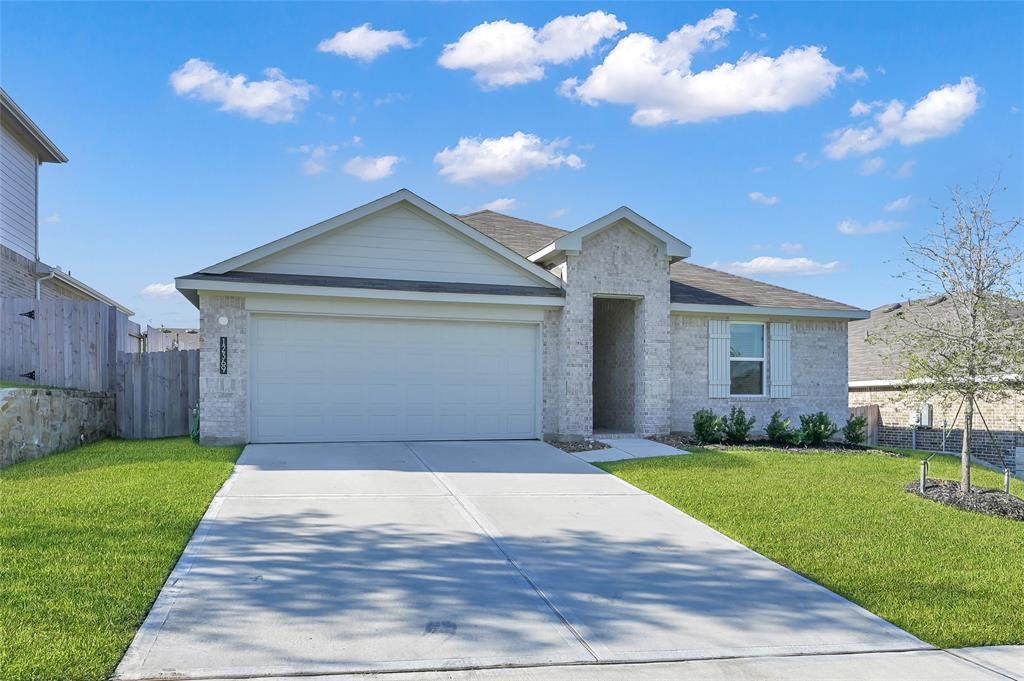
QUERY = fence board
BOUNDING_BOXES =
[0,297,138,391]
[112,349,198,439]
[850,404,881,445]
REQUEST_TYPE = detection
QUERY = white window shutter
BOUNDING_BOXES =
[708,319,730,398]
[770,322,792,398]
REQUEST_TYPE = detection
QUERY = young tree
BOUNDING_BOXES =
[877,184,1023,493]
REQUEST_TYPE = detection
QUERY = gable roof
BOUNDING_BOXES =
[457,210,568,257]
[848,296,1024,382]
[461,209,863,316]
[527,206,692,264]
[1,89,67,164]
[195,189,562,288]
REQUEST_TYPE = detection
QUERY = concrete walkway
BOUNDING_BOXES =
[118,440,932,680]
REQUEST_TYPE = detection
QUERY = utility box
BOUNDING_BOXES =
[918,403,933,428]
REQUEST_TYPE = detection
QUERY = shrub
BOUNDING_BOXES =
[843,415,868,445]
[722,406,756,444]
[766,410,799,446]
[799,411,839,447]
[693,408,724,444]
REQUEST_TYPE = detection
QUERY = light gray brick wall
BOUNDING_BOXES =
[199,294,248,445]
[670,316,848,434]
[1,245,36,298]
[541,309,561,436]
[557,221,672,439]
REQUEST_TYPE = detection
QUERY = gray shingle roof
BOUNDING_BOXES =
[457,209,862,313]
[457,210,566,258]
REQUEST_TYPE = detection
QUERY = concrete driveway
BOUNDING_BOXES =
[116,441,926,680]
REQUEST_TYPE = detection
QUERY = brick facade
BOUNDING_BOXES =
[195,222,852,446]
[1,244,36,297]
[849,387,1023,472]
[553,221,672,439]
[199,295,248,445]
[670,316,849,436]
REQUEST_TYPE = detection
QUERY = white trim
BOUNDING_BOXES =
[529,206,692,263]
[849,374,1022,390]
[0,89,68,163]
[178,277,564,309]
[39,265,134,315]
[728,321,766,397]
[198,189,563,288]
[243,294,549,323]
[672,303,869,320]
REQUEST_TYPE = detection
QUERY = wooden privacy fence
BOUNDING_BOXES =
[0,297,139,391]
[850,404,881,445]
[114,350,199,439]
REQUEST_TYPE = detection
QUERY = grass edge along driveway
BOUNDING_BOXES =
[599,447,1024,649]
[1,437,242,681]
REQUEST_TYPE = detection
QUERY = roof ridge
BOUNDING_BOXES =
[674,261,861,311]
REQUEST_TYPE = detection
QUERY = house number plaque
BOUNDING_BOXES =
[219,337,228,374]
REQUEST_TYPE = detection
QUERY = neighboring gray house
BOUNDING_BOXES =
[849,298,1024,473]
[1,89,133,314]
[176,189,867,445]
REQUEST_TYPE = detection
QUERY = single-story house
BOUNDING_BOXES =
[176,189,868,445]
[849,297,1024,473]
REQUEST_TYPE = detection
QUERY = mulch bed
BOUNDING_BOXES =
[545,439,610,454]
[648,434,903,457]
[905,479,1024,521]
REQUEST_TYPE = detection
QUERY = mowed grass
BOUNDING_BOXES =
[0,438,242,681]
[599,447,1024,649]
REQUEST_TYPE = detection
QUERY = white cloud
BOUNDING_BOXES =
[825,77,981,159]
[883,195,913,212]
[849,99,882,117]
[845,66,869,82]
[317,24,413,62]
[793,151,820,167]
[748,191,780,206]
[711,256,843,276]
[373,92,408,106]
[548,207,569,220]
[894,160,916,178]
[779,242,804,253]
[562,9,847,126]
[434,131,584,184]
[343,155,401,181]
[141,283,178,298]
[859,157,886,175]
[836,218,903,235]
[42,213,61,224]
[480,198,519,212]
[438,11,625,88]
[169,58,313,123]
[751,165,770,173]
[290,144,338,175]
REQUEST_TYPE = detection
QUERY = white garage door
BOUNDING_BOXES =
[250,314,539,442]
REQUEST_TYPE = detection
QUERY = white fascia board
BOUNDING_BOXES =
[671,303,870,320]
[850,374,1021,389]
[0,89,68,163]
[48,268,134,315]
[532,206,692,263]
[175,277,565,309]
[198,189,563,289]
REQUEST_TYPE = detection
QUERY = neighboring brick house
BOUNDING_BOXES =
[848,298,1024,473]
[175,189,867,445]
[1,89,132,314]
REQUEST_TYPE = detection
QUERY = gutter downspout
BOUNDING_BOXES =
[35,265,56,299]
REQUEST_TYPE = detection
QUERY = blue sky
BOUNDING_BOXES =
[3,2,1022,327]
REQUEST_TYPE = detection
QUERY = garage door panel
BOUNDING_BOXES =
[251,315,539,442]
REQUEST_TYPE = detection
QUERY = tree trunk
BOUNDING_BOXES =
[961,395,973,493]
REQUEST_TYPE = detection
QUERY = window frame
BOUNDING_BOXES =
[728,321,767,397]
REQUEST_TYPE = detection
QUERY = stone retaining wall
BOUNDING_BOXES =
[0,388,115,468]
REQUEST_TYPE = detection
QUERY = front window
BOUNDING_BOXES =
[729,322,765,396]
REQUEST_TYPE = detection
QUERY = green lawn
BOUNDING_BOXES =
[599,447,1024,649]
[0,438,242,681]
